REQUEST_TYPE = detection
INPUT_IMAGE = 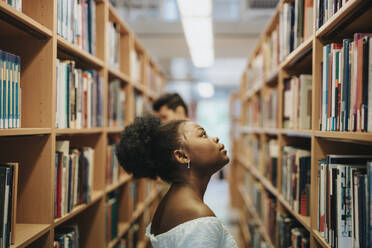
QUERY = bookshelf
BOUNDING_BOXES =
[0,0,166,247]
[233,0,372,247]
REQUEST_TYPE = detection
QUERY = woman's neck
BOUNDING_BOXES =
[171,174,211,201]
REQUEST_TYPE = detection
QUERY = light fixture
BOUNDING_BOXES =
[197,82,215,98]
[177,0,214,68]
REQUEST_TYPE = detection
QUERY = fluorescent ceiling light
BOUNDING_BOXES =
[197,82,215,98]
[177,0,214,68]
[190,47,214,67]
[182,17,213,48]
[177,0,212,17]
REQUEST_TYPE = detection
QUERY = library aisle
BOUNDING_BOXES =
[2,0,372,248]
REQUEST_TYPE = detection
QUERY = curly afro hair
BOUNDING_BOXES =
[115,115,187,182]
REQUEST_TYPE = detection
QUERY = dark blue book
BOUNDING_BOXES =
[0,166,7,246]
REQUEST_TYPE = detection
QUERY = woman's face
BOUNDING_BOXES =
[180,121,230,175]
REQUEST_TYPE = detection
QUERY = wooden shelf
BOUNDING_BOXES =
[55,128,104,135]
[107,222,131,248]
[106,126,125,134]
[0,128,51,136]
[105,174,133,193]
[314,131,372,143]
[312,230,331,248]
[57,36,105,68]
[132,81,146,94]
[54,191,104,227]
[238,186,275,248]
[280,35,313,69]
[0,0,165,246]
[236,1,372,248]
[243,84,262,101]
[264,70,279,86]
[10,224,50,248]
[108,67,131,83]
[277,195,311,231]
[281,129,312,138]
[0,2,52,39]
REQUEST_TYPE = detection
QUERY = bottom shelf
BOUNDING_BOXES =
[10,223,50,248]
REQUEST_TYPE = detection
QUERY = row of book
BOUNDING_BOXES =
[316,0,352,29]
[107,21,120,70]
[106,191,118,243]
[0,163,18,248]
[282,146,311,216]
[317,155,372,248]
[57,0,96,55]
[53,225,79,248]
[320,34,372,132]
[106,144,120,186]
[279,0,314,61]
[277,214,310,248]
[108,80,126,128]
[262,139,279,187]
[283,74,313,130]
[1,0,21,11]
[55,140,94,219]
[56,59,104,129]
[0,50,21,129]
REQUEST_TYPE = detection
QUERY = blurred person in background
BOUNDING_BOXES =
[153,93,188,123]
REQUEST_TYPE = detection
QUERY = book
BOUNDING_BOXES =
[0,51,21,129]
[0,163,18,247]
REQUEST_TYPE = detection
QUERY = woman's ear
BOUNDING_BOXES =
[173,149,189,165]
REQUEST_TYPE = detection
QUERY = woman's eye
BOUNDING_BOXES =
[202,131,207,137]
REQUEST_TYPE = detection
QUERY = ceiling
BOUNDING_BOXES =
[112,0,276,87]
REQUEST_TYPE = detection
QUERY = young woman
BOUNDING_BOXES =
[116,115,238,248]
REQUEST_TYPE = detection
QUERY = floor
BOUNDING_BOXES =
[204,175,240,245]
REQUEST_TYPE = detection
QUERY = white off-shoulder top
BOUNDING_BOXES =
[146,216,238,248]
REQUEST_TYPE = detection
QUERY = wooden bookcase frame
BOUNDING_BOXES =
[0,0,165,247]
[233,0,372,247]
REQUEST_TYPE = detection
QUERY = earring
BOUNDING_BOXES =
[187,161,190,169]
